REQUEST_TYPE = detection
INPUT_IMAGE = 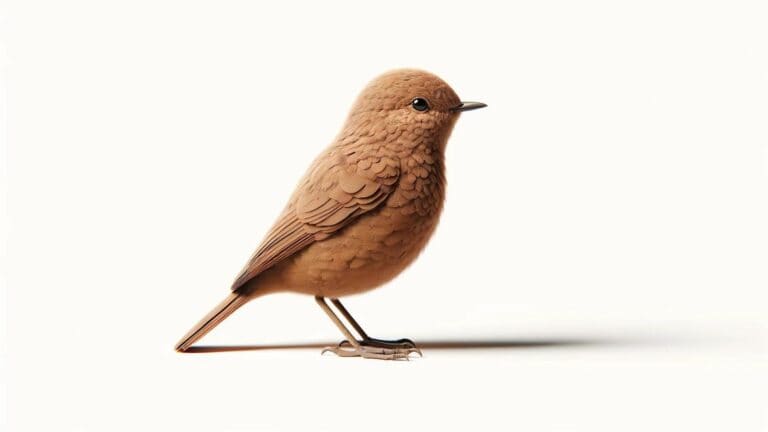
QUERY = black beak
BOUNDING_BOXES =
[451,101,487,112]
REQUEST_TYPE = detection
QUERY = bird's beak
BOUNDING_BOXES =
[451,101,487,112]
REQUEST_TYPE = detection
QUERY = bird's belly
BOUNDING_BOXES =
[273,205,441,297]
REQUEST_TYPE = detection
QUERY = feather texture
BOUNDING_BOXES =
[230,153,400,291]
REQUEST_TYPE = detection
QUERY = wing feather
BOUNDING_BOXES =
[230,151,399,291]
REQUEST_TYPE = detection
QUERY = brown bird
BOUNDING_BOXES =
[175,69,486,359]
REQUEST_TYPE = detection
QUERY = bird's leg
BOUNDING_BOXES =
[330,298,421,356]
[315,296,414,360]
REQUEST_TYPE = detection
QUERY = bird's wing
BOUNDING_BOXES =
[230,151,400,291]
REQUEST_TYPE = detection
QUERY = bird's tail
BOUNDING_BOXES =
[175,291,250,352]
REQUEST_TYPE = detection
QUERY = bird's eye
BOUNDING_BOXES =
[411,97,430,112]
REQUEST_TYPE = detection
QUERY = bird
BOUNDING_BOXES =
[175,69,486,360]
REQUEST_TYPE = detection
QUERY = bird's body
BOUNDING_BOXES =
[176,69,485,358]
[244,115,449,299]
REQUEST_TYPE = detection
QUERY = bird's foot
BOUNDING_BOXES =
[322,340,420,360]
[338,338,421,356]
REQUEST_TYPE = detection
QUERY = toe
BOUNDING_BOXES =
[321,344,361,357]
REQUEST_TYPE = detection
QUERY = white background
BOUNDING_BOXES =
[3,1,768,431]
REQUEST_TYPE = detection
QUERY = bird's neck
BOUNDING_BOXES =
[334,111,453,184]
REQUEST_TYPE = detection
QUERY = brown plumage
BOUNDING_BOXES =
[176,69,485,359]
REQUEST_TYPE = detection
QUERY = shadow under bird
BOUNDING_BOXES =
[176,69,486,360]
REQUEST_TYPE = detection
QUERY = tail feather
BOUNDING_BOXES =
[175,292,250,352]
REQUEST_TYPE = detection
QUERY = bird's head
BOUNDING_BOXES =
[344,69,485,151]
